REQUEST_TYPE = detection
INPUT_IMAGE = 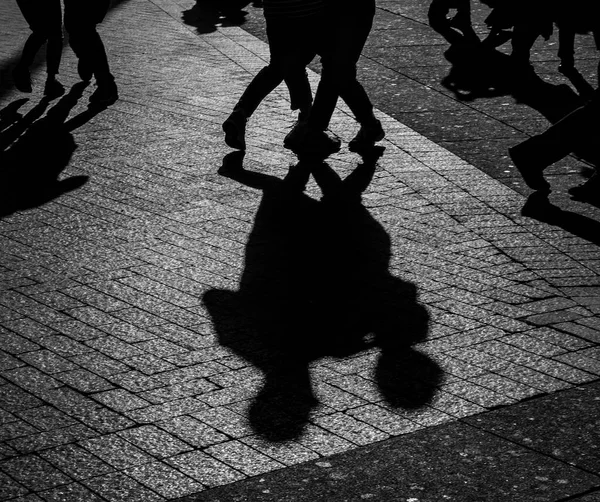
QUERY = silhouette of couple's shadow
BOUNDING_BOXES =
[203,150,443,441]
[182,0,259,34]
[0,82,108,217]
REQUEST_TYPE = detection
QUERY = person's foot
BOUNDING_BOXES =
[508,141,550,191]
[222,109,247,150]
[12,65,32,93]
[78,60,93,82]
[284,123,341,157]
[349,119,385,152]
[568,173,600,201]
[89,80,119,106]
[44,78,65,99]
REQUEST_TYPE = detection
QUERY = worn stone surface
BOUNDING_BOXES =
[1,0,599,500]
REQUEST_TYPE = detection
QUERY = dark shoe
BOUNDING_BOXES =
[285,124,341,157]
[89,80,119,106]
[12,65,32,93]
[223,110,247,150]
[349,119,385,152]
[568,173,600,201]
[43,78,65,99]
[78,60,93,82]
[508,141,550,191]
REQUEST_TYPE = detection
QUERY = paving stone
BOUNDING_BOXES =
[82,471,165,502]
[0,454,72,491]
[91,389,151,412]
[79,434,154,470]
[55,369,114,393]
[39,444,115,480]
[157,415,228,448]
[2,0,600,498]
[166,450,245,487]
[8,423,97,455]
[118,425,193,459]
[38,482,106,502]
[204,440,285,476]
[0,471,29,500]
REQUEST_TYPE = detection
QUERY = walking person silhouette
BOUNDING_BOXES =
[13,0,65,98]
[222,0,323,150]
[63,0,119,106]
[285,0,384,156]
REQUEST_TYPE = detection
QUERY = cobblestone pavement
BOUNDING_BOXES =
[0,0,599,501]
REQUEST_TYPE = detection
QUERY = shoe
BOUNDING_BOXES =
[78,60,93,82]
[89,80,119,106]
[568,173,600,201]
[508,141,550,191]
[284,124,341,157]
[223,110,247,150]
[12,65,32,93]
[349,119,385,152]
[44,78,65,99]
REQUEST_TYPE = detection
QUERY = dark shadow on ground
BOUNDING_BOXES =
[0,81,106,217]
[182,0,258,34]
[442,41,585,124]
[522,191,600,246]
[203,151,443,442]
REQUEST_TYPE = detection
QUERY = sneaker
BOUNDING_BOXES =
[89,80,119,106]
[44,78,65,99]
[285,124,341,157]
[78,60,93,82]
[12,65,32,93]
[348,119,385,152]
[222,110,247,150]
[508,141,550,191]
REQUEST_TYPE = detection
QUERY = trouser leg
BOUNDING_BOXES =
[308,1,375,130]
[64,0,113,83]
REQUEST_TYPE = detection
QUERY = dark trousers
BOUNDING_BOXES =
[236,14,319,117]
[308,0,376,131]
[64,0,113,83]
[16,0,63,75]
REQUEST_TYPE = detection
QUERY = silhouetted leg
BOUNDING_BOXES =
[224,14,316,150]
[235,14,314,118]
[65,0,117,104]
[557,25,576,72]
[15,0,48,69]
[14,0,63,95]
[510,95,600,190]
[18,32,47,70]
[511,23,538,66]
[309,1,375,130]
[236,67,283,117]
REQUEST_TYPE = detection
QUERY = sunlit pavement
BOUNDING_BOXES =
[0,1,599,501]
